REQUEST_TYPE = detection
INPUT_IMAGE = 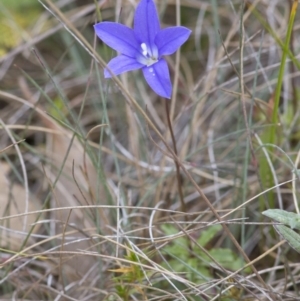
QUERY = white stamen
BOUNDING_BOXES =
[136,43,159,67]
[141,43,148,56]
[149,68,153,73]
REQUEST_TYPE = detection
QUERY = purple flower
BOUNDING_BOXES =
[94,0,191,99]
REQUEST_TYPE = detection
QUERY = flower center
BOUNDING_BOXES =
[136,42,158,67]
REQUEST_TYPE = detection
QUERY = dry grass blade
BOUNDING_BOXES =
[0,0,300,300]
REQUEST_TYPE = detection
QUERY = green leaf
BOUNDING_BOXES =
[209,248,250,272]
[197,224,222,247]
[186,258,211,282]
[161,224,178,236]
[161,225,189,259]
[163,239,189,259]
[275,225,300,253]
[262,209,300,230]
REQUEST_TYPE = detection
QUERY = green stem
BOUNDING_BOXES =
[260,1,298,209]
[270,1,297,140]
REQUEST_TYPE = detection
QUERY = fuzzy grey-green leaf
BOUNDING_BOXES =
[262,209,300,230]
[275,225,300,253]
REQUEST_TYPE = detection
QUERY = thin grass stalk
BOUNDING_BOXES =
[169,0,181,121]
[165,101,186,215]
[247,2,300,71]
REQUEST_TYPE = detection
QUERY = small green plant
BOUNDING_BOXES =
[161,224,250,283]
[110,247,148,301]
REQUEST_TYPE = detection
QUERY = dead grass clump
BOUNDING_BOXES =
[0,0,300,300]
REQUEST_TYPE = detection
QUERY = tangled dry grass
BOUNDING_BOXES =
[0,0,300,300]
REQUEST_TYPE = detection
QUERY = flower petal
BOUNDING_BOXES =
[142,59,172,99]
[104,55,144,78]
[94,22,139,57]
[134,0,160,45]
[155,26,191,55]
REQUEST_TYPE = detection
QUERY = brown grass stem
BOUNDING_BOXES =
[165,100,187,215]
